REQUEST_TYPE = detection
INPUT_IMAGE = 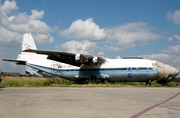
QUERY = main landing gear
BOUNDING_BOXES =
[146,80,151,86]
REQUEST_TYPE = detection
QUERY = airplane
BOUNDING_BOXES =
[3,33,179,85]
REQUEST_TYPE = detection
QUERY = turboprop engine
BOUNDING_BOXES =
[93,57,98,63]
[75,54,92,64]
[75,54,105,65]
[75,54,81,62]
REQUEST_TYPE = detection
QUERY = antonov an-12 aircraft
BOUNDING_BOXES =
[3,33,179,85]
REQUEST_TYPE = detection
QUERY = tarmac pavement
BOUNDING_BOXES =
[0,87,180,118]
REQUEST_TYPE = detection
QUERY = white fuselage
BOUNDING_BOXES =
[26,56,158,82]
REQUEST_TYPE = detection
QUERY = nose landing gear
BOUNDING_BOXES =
[146,80,151,86]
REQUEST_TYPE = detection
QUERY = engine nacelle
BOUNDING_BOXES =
[74,75,91,79]
[75,54,81,62]
[93,57,98,64]
[96,74,109,79]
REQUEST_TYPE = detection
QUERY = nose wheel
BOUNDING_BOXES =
[146,80,151,86]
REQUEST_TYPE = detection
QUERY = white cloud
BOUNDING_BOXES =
[0,52,25,74]
[105,22,162,47]
[30,10,44,20]
[0,12,52,34]
[0,26,22,48]
[0,0,18,14]
[59,18,163,56]
[117,55,121,59]
[59,18,106,41]
[166,10,180,25]
[161,45,180,55]
[142,54,172,62]
[168,34,180,43]
[59,41,125,56]
[33,33,54,44]
[0,0,55,48]
[60,18,163,48]
[0,0,56,74]
[164,34,180,59]
[61,40,103,55]
[97,52,105,56]
[104,45,123,51]
[144,32,180,70]
[142,53,180,70]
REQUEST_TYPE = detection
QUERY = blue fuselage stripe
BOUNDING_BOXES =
[29,64,158,75]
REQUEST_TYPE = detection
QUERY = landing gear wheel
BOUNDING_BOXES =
[146,80,151,86]
[146,82,151,86]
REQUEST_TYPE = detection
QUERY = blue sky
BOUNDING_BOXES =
[0,0,180,76]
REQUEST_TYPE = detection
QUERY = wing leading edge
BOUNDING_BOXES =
[23,49,106,67]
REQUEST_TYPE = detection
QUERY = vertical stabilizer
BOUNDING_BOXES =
[22,33,37,51]
[17,33,38,60]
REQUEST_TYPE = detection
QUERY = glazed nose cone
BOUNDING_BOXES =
[157,61,179,82]
[175,69,179,76]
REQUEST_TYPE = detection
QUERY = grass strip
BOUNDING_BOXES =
[0,77,180,87]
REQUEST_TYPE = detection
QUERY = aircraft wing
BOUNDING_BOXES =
[2,59,26,65]
[23,49,106,67]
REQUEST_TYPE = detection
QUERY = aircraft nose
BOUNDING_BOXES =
[175,69,179,76]
[165,65,179,80]
[157,61,179,83]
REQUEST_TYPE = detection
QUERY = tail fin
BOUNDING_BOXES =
[22,33,37,51]
[17,33,37,60]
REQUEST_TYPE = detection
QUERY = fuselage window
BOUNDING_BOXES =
[119,68,123,71]
[132,68,137,70]
[138,68,147,70]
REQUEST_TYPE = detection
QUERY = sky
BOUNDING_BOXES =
[0,0,180,76]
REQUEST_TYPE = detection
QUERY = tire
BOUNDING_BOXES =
[146,82,151,86]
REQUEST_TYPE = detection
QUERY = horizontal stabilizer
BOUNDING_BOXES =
[2,59,26,65]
